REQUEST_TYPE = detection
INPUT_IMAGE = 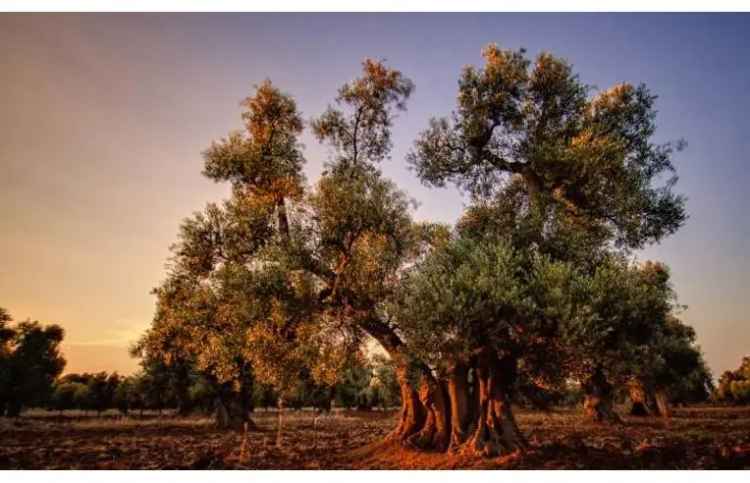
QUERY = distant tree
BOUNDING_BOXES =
[133,364,176,414]
[50,381,80,415]
[715,357,750,405]
[283,372,333,412]
[251,383,277,411]
[559,259,676,422]
[85,372,120,415]
[0,313,66,417]
[130,339,193,415]
[72,382,92,412]
[0,307,14,416]
[188,375,220,414]
[334,356,374,410]
[628,315,713,416]
[113,377,135,415]
[59,372,91,385]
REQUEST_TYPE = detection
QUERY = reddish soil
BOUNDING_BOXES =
[1,406,749,469]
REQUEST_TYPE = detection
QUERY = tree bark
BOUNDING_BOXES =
[447,362,472,450]
[582,367,622,424]
[463,351,526,457]
[387,362,426,443]
[214,381,257,430]
[405,372,451,452]
[654,389,670,418]
[360,317,527,456]
[628,379,651,416]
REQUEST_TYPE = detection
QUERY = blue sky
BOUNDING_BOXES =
[1,13,748,375]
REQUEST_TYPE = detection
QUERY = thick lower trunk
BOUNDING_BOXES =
[387,363,426,442]
[628,380,670,418]
[360,317,524,456]
[629,379,650,416]
[405,372,451,452]
[582,368,622,424]
[464,352,526,457]
[384,352,525,456]
[214,382,257,430]
[447,362,471,450]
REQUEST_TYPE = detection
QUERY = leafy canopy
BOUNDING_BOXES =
[409,44,686,249]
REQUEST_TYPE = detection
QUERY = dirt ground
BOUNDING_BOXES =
[1,406,749,469]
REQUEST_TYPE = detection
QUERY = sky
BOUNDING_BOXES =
[1,13,748,377]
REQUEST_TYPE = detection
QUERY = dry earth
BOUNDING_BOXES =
[1,406,749,469]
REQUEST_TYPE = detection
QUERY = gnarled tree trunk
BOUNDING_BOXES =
[447,362,472,451]
[463,350,526,457]
[386,350,525,456]
[405,371,451,451]
[628,380,671,418]
[387,362,426,443]
[361,318,526,457]
[628,379,651,416]
[582,367,622,423]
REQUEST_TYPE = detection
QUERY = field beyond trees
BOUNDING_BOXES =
[2,406,750,470]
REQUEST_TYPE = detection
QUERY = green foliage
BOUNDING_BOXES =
[334,357,373,409]
[113,377,135,415]
[203,79,305,199]
[409,44,686,249]
[368,354,401,409]
[394,235,576,376]
[139,59,419,413]
[715,357,750,404]
[0,312,66,416]
[72,383,91,412]
[85,372,121,414]
[312,58,413,170]
[647,316,713,404]
[251,383,278,410]
[562,258,675,381]
[49,382,81,413]
[135,47,700,432]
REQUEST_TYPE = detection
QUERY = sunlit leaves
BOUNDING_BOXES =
[409,44,686,248]
[203,80,305,200]
[312,59,413,169]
